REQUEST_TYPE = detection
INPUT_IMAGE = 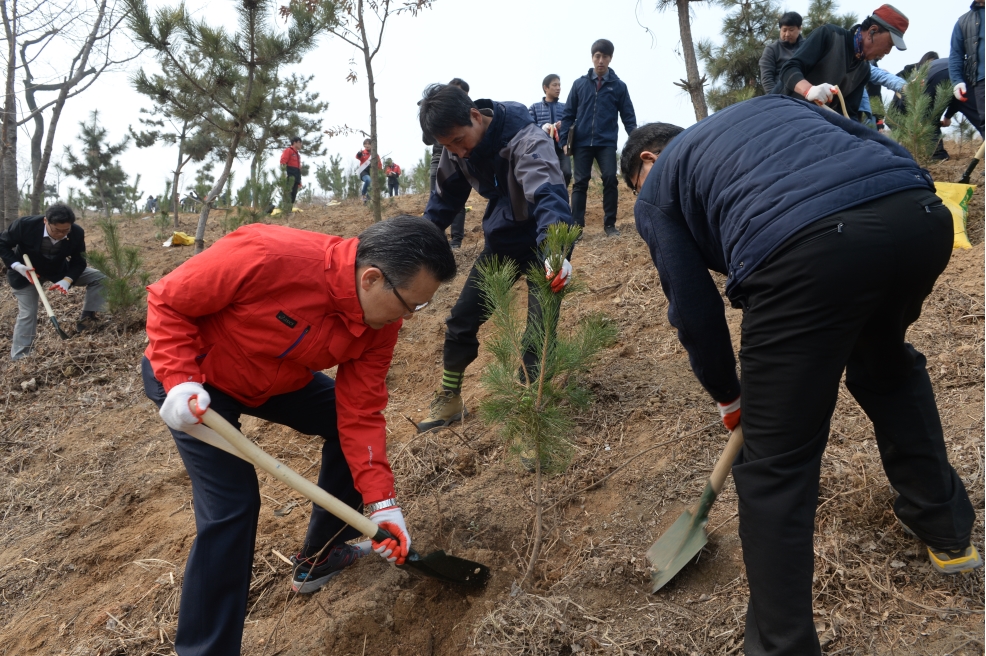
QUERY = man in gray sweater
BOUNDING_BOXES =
[760,11,804,93]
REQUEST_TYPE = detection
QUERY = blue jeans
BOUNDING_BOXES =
[361,174,371,197]
[141,357,362,656]
[571,146,618,228]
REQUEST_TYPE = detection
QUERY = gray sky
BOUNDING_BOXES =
[14,0,966,201]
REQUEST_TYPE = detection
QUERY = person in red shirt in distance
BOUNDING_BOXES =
[141,215,456,656]
[280,136,303,203]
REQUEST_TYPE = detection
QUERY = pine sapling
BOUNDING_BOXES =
[476,223,617,588]
[886,63,954,166]
[86,219,151,330]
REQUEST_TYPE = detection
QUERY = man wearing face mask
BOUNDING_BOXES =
[141,216,456,656]
[778,5,909,120]
[416,83,574,433]
[759,12,804,94]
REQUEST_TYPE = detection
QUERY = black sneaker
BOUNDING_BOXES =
[450,240,462,249]
[290,542,367,593]
[604,225,621,237]
[76,313,100,332]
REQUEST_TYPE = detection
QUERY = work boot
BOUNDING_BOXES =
[897,517,983,574]
[450,239,462,249]
[290,541,369,593]
[76,311,100,333]
[417,389,466,433]
[604,225,621,238]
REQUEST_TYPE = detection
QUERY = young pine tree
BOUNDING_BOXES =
[886,63,954,166]
[477,223,617,587]
[59,110,130,218]
[86,219,151,329]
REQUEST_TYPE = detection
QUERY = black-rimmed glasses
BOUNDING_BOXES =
[373,265,429,314]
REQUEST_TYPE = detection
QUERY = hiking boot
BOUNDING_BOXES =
[897,517,983,575]
[76,312,100,333]
[604,225,621,238]
[417,389,465,433]
[450,240,462,249]
[290,542,367,593]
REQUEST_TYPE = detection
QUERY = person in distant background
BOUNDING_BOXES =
[529,74,572,191]
[760,11,804,94]
[356,138,381,203]
[280,136,303,203]
[949,0,985,136]
[384,158,402,197]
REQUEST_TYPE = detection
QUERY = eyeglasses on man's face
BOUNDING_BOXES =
[373,265,429,314]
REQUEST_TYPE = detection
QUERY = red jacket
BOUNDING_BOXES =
[356,148,382,171]
[385,164,401,178]
[145,225,400,503]
[279,145,301,169]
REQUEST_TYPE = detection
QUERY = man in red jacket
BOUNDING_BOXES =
[279,136,303,203]
[141,216,456,656]
[384,158,402,197]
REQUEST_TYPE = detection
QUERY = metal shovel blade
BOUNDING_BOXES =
[49,316,70,340]
[646,482,716,592]
[401,549,491,588]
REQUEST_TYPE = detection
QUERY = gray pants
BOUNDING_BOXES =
[11,267,106,360]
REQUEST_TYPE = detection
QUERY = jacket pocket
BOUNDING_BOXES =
[770,221,844,262]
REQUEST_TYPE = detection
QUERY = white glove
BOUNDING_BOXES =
[49,278,70,294]
[10,262,33,280]
[370,506,411,565]
[544,257,573,293]
[542,123,553,133]
[542,123,558,141]
[954,82,968,102]
[160,381,211,432]
[805,83,839,104]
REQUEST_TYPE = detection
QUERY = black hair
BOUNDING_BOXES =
[418,83,478,142]
[448,78,470,94]
[290,136,302,144]
[859,17,887,33]
[778,11,802,28]
[45,202,76,224]
[356,215,457,288]
[919,51,939,65]
[620,123,685,191]
[591,39,614,57]
[542,74,560,89]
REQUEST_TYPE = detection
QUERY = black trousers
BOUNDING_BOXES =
[556,146,572,189]
[285,166,302,203]
[571,145,618,228]
[729,189,975,655]
[443,246,545,374]
[142,357,362,656]
[449,209,466,244]
[387,178,399,197]
[958,79,985,137]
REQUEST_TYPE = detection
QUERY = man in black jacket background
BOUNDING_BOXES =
[0,203,106,359]
[759,12,804,94]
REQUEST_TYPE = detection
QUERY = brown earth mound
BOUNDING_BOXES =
[0,155,982,655]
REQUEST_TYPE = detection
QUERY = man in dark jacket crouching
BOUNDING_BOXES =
[622,94,980,655]
[0,203,106,359]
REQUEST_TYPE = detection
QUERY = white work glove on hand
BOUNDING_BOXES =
[544,258,573,293]
[370,506,411,565]
[542,123,559,141]
[10,262,33,280]
[160,381,211,432]
[805,83,839,104]
[49,278,70,294]
[954,82,968,101]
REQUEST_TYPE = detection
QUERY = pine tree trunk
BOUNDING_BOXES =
[677,0,709,121]
[172,122,187,229]
[194,134,241,253]
[357,0,382,223]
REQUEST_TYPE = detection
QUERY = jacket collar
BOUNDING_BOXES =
[585,67,619,83]
[324,237,369,337]
[468,99,504,161]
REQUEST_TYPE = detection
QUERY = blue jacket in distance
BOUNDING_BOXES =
[559,68,637,149]
[634,94,935,402]
[425,99,573,254]
[529,98,567,128]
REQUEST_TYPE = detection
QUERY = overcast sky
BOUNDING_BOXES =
[12,0,967,201]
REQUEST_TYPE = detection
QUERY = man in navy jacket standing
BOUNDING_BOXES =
[416,83,574,432]
[560,39,636,237]
[622,94,979,655]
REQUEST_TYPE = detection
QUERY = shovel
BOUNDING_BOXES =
[195,405,491,588]
[647,426,744,592]
[21,254,70,340]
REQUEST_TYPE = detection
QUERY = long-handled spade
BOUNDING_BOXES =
[195,405,491,588]
[21,254,70,340]
[647,426,744,592]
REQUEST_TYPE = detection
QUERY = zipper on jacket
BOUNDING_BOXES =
[590,76,600,148]
[277,326,310,359]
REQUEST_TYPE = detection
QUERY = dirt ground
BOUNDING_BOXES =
[0,149,982,656]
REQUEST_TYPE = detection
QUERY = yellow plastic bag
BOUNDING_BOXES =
[163,231,195,247]
[934,182,975,250]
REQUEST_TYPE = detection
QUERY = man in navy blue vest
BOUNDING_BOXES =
[559,39,636,237]
[622,94,980,655]
[529,74,572,190]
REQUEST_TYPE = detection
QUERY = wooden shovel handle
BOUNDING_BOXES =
[21,254,58,319]
[198,407,381,539]
[709,426,744,495]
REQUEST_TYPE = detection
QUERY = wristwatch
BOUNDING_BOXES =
[365,498,398,514]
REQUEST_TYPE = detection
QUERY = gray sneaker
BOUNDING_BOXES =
[290,541,369,593]
[417,389,466,433]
